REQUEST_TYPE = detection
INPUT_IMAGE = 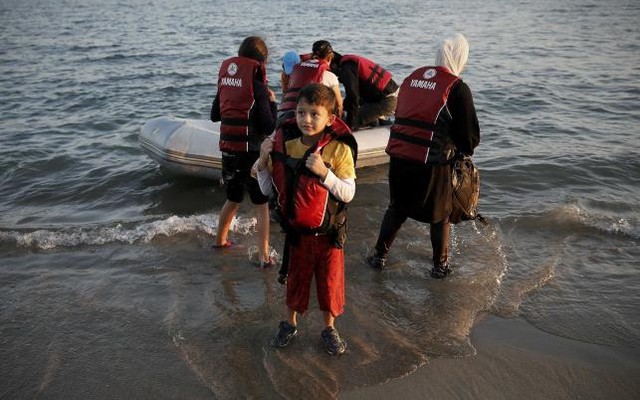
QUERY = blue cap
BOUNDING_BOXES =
[282,51,300,75]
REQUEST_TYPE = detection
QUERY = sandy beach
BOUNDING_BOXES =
[343,315,640,400]
[2,240,638,400]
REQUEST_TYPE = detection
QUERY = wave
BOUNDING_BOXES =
[0,214,258,250]
[551,201,639,238]
[500,199,639,240]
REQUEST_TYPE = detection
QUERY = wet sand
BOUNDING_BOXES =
[342,314,640,400]
[2,242,639,399]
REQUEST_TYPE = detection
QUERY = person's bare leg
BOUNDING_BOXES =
[255,202,270,262]
[214,200,240,246]
[288,308,297,327]
[323,311,335,329]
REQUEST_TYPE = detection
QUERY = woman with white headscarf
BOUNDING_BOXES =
[367,33,480,278]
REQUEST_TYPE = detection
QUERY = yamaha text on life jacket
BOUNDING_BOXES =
[279,59,330,115]
[218,56,267,152]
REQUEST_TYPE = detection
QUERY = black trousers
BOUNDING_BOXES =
[373,206,450,267]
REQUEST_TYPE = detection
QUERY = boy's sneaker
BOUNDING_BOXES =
[271,321,297,348]
[430,263,451,279]
[321,327,347,356]
[366,254,387,269]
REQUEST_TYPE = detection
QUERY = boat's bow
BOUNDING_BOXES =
[139,117,223,179]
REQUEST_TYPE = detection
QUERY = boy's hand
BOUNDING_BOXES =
[257,136,274,171]
[306,153,329,180]
[267,88,277,103]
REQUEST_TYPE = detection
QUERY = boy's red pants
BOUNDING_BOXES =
[286,234,345,317]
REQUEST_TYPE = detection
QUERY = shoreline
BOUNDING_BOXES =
[341,314,640,400]
[1,244,638,399]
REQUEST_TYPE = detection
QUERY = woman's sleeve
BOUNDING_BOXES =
[210,92,221,122]
[340,63,360,129]
[448,81,480,155]
[253,80,277,135]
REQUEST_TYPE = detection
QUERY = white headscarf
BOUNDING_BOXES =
[435,33,469,77]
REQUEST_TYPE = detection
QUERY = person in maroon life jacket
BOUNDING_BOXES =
[277,42,343,126]
[368,33,480,279]
[322,40,399,130]
[210,36,277,267]
[279,51,314,96]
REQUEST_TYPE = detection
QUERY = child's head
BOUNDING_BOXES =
[282,51,300,75]
[295,84,337,136]
[238,36,268,62]
[297,84,337,115]
[312,40,333,61]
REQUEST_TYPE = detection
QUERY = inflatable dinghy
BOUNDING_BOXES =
[140,116,390,180]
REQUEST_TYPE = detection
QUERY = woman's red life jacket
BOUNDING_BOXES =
[217,56,267,152]
[278,59,330,114]
[271,118,357,235]
[340,54,393,94]
[386,66,459,165]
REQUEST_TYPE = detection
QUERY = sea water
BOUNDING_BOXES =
[1,0,639,398]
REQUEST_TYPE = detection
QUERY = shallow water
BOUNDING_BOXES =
[1,0,639,398]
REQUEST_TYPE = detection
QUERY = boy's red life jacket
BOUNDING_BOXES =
[278,59,330,114]
[386,66,459,165]
[340,54,394,94]
[217,56,267,152]
[271,118,357,236]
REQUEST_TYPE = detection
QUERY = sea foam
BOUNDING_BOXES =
[0,214,257,250]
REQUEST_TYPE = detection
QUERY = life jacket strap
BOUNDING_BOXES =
[389,131,434,147]
[221,117,249,126]
[220,133,249,142]
[367,64,386,87]
[393,117,436,131]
